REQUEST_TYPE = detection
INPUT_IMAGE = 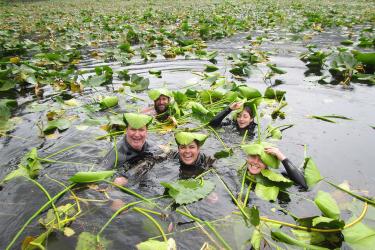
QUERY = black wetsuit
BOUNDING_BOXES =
[171,152,214,179]
[280,158,307,189]
[209,106,256,136]
[102,138,159,178]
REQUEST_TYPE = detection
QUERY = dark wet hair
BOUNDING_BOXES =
[177,139,200,148]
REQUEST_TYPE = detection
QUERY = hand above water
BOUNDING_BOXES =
[230,101,243,110]
[264,147,286,161]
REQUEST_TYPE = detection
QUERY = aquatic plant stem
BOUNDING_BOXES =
[133,207,167,242]
[243,182,252,207]
[208,126,228,149]
[325,180,375,206]
[97,201,142,242]
[176,209,231,250]
[27,178,61,228]
[6,184,75,250]
[105,180,151,203]
[254,104,261,143]
[241,129,248,144]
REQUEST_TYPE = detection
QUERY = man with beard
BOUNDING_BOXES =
[142,88,175,122]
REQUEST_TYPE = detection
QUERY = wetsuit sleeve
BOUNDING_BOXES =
[209,107,232,127]
[282,158,307,189]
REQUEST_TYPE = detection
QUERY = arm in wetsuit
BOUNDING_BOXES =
[209,107,232,127]
[281,158,307,189]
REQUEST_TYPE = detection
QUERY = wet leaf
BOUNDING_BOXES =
[255,183,279,201]
[76,232,110,250]
[175,131,208,146]
[265,125,282,140]
[267,63,287,74]
[250,229,262,250]
[136,238,176,250]
[69,170,115,183]
[123,113,152,129]
[340,39,354,45]
[149,69,162,78]
[354,52,375,66]
[303,157,323,188]
[64,227,75,237]
[271,230,328,250]
[205,64,218,72]
[0,98,17,121]
[264,88,286,100]
[161,179,215,205]
[43,118,71,133]
[213,148,233,159]
[148,89,171,101]
[124,74,150,92]
[309,115,336,123]
[22,229,52,250]
[343,220,375,250]
[99,96,119,109]
[261,169,293,184]
[312,216,345,229]
[314,191,341,219]
[241,142,280,168]
[236,86,262,99]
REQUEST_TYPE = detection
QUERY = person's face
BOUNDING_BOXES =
[237,110,253,128]
[247,155,266,175]
[154,95,170,114]
[178,141,200,166]
[126,126,147,151]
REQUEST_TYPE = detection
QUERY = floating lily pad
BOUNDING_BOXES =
[303,157,323,188]
[43,119,71,133]
[161,179,215,205]
[314,191,341,219]
[136,238,176,250]
[123,113,152,129]
[69,170,115,183]
[175,131,208,146]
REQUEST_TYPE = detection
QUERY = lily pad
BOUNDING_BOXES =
[314,191,341,219]
[261,169,293,184]
[161,179,215,205]
[123,113,152,129]
[236,86,262,99]
[175,132,208,146]
[76,232,111,250]
[343,220,375,250]
[255,183,279,201]
[148,89,171,101]
[303,157,323,188]
[241,142,280,168]
[99,96,119,110]
[136,238,176,250]
[43,119,71,133]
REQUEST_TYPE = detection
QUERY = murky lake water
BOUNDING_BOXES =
[0,27,374,249]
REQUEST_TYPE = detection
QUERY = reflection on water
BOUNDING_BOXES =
[1,27,375,249]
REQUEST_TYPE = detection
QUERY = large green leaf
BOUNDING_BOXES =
[250,229,262,250]
[136,238,176,250]
[161,179,215,205]
[241,142,280,168]
[312,216,345,229]
[190,101,210,115]
[0,99,17,121]
[354,52,375,66]
[261,169,293,184]
[255,183,279,201]
[237,86,262,99]
[267,64,287,74]
[314,191,341,219]
[148,89,171,101]
[43,119,71,133]
[123,113,152,129]
[2,148,42,183]
[263,88,286,100]
[343,219,375,250]
[69,170,115,183]
[175,131,208,146]
[76,232,110,250]
[303,157,323,188]
[99,96,118,109]
[265,125,282,140]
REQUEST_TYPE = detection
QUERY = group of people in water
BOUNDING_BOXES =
[102,88,307,190]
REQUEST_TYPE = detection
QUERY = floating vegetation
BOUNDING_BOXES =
[0,0,374,249]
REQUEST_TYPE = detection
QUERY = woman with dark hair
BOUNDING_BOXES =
[209,102,256,135]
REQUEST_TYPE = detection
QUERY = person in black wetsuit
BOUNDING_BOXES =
[242,143,307,188]
[101,113,156,186]
[209,102,256,136]
[173,132,215,179]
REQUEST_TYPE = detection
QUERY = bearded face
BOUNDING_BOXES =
[154,95,170,114]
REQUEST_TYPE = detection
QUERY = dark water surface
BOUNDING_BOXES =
[0,28,374,249]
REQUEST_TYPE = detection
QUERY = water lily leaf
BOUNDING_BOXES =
[241,142,280,168]
[136,238,176,250]
[236,86,262,99]
[0,79,17,91]
[214,148,233,159]
[312,216,345,229]
[322,114,352,120]
[267,63,287,74]
[303,157,323,188]
[175,132,208,146]
[22,229,52,250]
[261,169,293,184]
[161,179,215,205]
[264,88,286,100]
[76,232,110,250]
[43,119,71,133]
[354,52,375,66]
[199,90,224,104]
[2,148,42,183]
[64,227,75,237]
[123,113,152,129]
[149,69,162,77]
[0,98,17,121]
[271,230,328,250]
[255,183,279,201]
[205,64,218,72]
[124,74,149,92]
[340,39,354,45]
[244,205,260,226]
[148,89,171,101]
[69,170,115,183]
[314,191,341,219]
[266,125,282,140]
[173,91,187,105]
[99,96,118,109]
[343,220,375,250]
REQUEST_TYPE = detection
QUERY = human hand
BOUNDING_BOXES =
[114,176,128,186]
[264,147,286,161]
[229,102,243,110]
